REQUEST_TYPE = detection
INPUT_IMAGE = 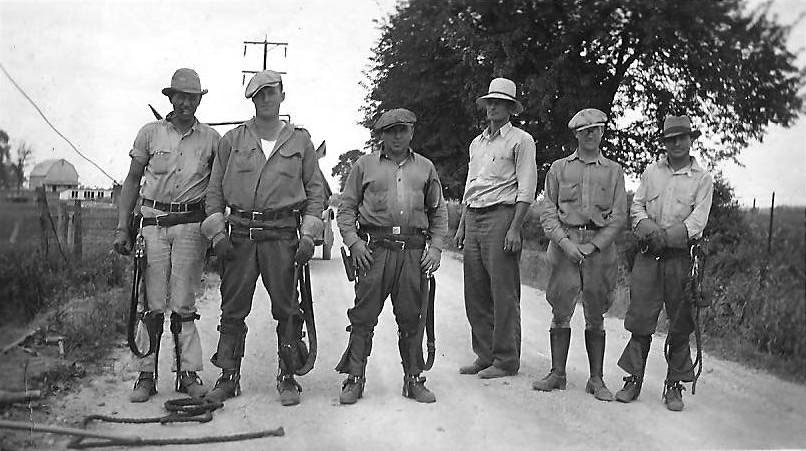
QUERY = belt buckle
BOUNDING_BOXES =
[154,213,168,226]
[251,211,263,221]
[392,226,401,235]
[170,201,183,213]
[249,227,261,240]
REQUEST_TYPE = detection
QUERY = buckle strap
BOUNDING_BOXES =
[230,206,298,221]
[142,198,204,213]
[359,225,425,236]
[140,210,205,227]
[230,226,297,241]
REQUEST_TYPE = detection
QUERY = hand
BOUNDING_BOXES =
[113,228,132,255]
[578,242,597,257]
[558,237,584,263]
[420,247,442,274]
[503,227,522,254]
[213,235,235,261]
[635,219,662,241]
[295,235,315,265]
[349,240,374,274]
[648,229,667,254]
[453,225,465,249]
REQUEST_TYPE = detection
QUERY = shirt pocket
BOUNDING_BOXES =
[231,147,258,173]
[365,186,389,213]
[277,146,302,178]
[490,147,515,179]
[149,149,174,175]
[558,182,579,202]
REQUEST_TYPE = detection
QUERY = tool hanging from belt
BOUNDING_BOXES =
[664,239,708,394]
[416,272,436,371]
[294,262,317,375]
[126,216,162,360]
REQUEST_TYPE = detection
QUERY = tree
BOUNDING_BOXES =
[364,0,804,198]
[0,129,10,188]
[331,149,366,192]
[11,141,33,189]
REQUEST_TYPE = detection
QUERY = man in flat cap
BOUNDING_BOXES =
[534,108,626,401]
[615,115,713,411]
[454,78,537,379]
[113,68,219,403]
[201,70,323,406]
[336,108,448,404]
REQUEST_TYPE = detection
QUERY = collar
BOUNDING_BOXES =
[661,155,702,175]
[378,147,415,163]
[165,112,199,135]
[244,118,294,145]
[568,148,605,165]
[482,121,513,140]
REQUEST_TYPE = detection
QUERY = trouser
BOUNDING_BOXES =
[134,222,207,373]
[336,244,425,377]
[619,252,695,382]
[212,233,302,372]
[545,227,617,330]
[463,205,521,373]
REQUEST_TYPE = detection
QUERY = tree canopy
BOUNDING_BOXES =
[331,149,367,192]
[362,0,804,198]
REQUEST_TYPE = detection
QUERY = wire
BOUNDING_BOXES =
[0,61,120,185]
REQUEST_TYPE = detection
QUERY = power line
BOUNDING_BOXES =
[0,61,120,185]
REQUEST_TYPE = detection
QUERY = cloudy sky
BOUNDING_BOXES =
[1,0,804,206]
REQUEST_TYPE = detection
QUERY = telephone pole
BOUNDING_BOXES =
[242,37,288,84]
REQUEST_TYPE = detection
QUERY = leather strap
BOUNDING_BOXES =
[140,210,206,227]
[142,198,204,213]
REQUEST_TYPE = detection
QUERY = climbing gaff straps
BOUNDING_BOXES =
[415,272,436,371]
[296,262,318,376]
[126,221,162,359]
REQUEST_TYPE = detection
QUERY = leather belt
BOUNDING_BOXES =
[467,203,513,213]
[358,225,425,236]
[140,210,205,227]
[565,223,601,231]
[230,207,298,221]
[230,225,297,241]
[142,198,204,213]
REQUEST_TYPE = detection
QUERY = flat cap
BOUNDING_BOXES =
[568,108,607,131]
[373,108,417,131]
[245,70,283,98]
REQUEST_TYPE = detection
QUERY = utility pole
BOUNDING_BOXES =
[241,37,288,85]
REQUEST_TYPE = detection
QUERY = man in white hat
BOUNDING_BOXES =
[201,70,324,406]
[113,68,220,403]
[534,108,627,401]
[454,77,537,379]
[614,115,713,411]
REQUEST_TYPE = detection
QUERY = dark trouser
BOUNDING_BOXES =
[336,244,425,377]
[619,252,695,382]
[463,205,521,373]
[545,228,617,330]
[212,234,301,372]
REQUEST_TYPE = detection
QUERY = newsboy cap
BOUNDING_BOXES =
[162,68,208,97]
[568,108,607,131]
[661,115,701,139]
[245,70,283,98]
[373,108,417,131]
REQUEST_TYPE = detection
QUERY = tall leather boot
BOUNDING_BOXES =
[337,326,373,405]
[585,329,614,401]
[532,328,571,391]
[615,334,651,403]
[205,324,245,403]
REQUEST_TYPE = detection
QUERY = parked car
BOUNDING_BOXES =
[314,141,334,260]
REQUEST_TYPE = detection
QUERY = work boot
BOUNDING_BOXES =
[585,330,614,401]
[663,381,685,411]
[402,375,436,403]
[458,361,490,375]
[129,372,156,403]
[205,369,240,403]
[477,366,517,379]
[277,374,302,406]
[177,371,208,400]
[533,328,571,392]
[615,375,643,403]
[339,375,365,405]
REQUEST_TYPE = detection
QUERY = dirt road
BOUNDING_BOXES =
[52,233,806,450]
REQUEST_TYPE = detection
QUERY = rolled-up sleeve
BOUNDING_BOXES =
[515,135,538,204]
[540,162,567,244]
[425,165,449,250]
[683,173,714,239]
[129,124,151,165]
[336,160,364,248]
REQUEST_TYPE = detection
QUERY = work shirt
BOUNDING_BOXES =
[631,156,713,239]
[206,119,324,236]
[462,122,537,208]
[130,115,220,216]
[338,148,449,250]
[541,149,627,250]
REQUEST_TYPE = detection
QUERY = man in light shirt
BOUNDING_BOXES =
[614,115,713,411]
[454,77,537,379]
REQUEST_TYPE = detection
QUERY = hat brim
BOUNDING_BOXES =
[574,123,606,131]
[476,94,524,116]
[245,82,281,98]
[376,121,415,132]
[660,129,701,140]
[162,87,208,96]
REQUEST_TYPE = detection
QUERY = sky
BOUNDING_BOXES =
[1,0,804,206]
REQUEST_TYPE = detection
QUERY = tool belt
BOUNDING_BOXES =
[358,225,427,251]
[564,222,602,232]
[140,210,206,227]
[230,206,298,221]
[142,198,204,213]
[229,225,297,241]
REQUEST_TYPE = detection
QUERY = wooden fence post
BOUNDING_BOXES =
[56,201,68,246]
[73,200,83,260]
[36,187,49,258]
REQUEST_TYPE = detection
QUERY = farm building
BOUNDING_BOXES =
[28,159,79,193]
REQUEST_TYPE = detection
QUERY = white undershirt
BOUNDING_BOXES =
[259,139,276,159]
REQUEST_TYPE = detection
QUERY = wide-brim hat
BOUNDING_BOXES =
[661,115,701,140]
[161,68,208,96]
[245,70,283,98]
[475,77,524,116]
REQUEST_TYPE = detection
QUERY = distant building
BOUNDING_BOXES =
[59,188,115,203]
[29,159,79,193]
